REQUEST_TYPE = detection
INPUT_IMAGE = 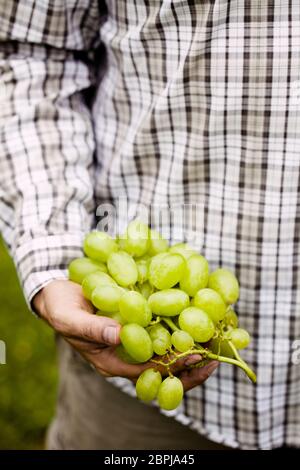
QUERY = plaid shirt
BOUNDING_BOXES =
[0,0,300,450]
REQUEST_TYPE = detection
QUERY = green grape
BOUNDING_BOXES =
[171,330,194,352]
[116,235,127,251]
[91,285,122,312]
[157,377,183,411]
[115,345,141,364]
[179,307,215,342]
[110,312,127,325]
[82,271,117,300]
[151,339,168,356]
[147,323,169,340]
[107,251,138,287]
[179,254,209,296]
[148,289,190,316]
[148,324,172,355]
[119,291,152,327]
[210,337,234,358]
[147,229,168,256]
[224,308,239,328]
[229,328,250,349]
[193,288,227,324]
[169,243,197,260]
[136,368,162,402]
[83,231,118,262]
[208,268,239,304]
[124,220,150,257]
[136,258,149,283]
[138,281,153,300]
[68,257,107,284]
[120,323,153,363]
[149,253,185,289]
[96,310,127,326]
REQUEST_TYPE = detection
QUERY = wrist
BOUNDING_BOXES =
[32,287,46,319]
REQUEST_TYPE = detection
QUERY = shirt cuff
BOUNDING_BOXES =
[13,233,86,309]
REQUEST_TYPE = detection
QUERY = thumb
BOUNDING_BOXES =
[63,309,122,346]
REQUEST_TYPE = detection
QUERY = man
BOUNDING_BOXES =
[0,1,299,450]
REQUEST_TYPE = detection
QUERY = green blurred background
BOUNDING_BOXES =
[0,237,58,449]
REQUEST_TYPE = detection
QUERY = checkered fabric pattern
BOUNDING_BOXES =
[0,0,299,449]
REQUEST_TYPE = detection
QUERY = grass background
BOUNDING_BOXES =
[0,237,58,449]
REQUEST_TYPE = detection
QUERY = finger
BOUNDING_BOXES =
[180,361,219,392]
[152,353,203,377]
[75,345,153,378]
[54,308,122,346]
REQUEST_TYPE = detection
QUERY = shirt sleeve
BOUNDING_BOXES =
[0,1,102,306]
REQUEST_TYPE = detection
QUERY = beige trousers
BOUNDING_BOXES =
[47,337,228,450]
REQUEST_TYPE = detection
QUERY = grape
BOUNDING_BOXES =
[208,268,239,304]
[115,345,141,364]
[148,229,168,256]
[68,257,107,284]
[147,323,169,340]
[210,337,234,358]
[179,255,209,296]
[138,281,153,300]
[149,253,185,289]
[123,220,150,257]
[116,235,126,251]
[82,271,117,300]
[148,324,172,355]
[119,291,152,327]
[110,312,127,325]
[91,285,122,312]
[120,323,153,362]
[148,289,190,316]
[136,368,162,402]
[224,308,239,328]
[169,243,197,260]
[179,307,215,342]
[96,310,127,326]
[151,340,167,356]
[83,231,118,262]
[107,251,138,287]
[193,288,226,324]
[136,258,149,283]
[171,330,194,352]
[157,377,183,411]
[229,328,250,349]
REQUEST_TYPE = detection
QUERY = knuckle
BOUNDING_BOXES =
[50,314,66,334]
[82,323,96,341]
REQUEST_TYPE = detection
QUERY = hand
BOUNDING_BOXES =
[33,280,218,388]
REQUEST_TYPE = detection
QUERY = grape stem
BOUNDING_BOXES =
[158,318,257,383]
[161,317,180,332]
[198,347,257,383]
[151,344,257,383]
[149,316,161,326]
[227,340,247,365]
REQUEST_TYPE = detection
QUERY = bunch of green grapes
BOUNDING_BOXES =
[68,220,256,412]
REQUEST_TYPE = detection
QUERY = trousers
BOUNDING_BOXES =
[46,337,229,450]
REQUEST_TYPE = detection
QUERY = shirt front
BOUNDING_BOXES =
[0,0,299,449]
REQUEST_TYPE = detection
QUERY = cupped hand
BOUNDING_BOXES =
[33,280,218,388]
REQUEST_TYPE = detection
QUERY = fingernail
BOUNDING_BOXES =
[103,326,118,344]
[185,354,202,366]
